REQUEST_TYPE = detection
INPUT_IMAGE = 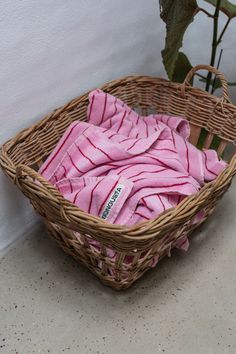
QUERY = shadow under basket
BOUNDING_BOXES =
[1,64,236,290]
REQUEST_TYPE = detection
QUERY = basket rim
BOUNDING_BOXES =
[12,160,235,241]
[3,74,236,151]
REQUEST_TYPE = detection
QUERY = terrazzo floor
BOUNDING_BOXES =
[0,180,235,354]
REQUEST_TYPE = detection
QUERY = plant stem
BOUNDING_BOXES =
[205,0,221,92]
[197,7,214,18]
[217,17,231,45]
[195,73,207,80]
[211,48,223,94]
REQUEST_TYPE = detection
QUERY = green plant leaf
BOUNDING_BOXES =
[199,77,222,89]
[159,0,198,79]
[172,52,193,83]
[197,128,221,151]
[204,0,236,19]
[228,82,236,86]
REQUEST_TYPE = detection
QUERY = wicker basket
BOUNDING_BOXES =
[1,64,236,290]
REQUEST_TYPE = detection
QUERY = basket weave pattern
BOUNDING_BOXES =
[0,65,236,289]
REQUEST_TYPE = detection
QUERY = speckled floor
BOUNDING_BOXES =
[0,180,235,354]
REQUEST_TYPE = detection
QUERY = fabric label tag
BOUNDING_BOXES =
[100,183,125,220]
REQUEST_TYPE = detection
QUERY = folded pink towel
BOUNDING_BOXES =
[39,89,227,267]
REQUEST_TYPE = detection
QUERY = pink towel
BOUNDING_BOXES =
[39,89,227,268]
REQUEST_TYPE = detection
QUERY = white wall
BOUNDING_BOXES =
[0,0,235,250]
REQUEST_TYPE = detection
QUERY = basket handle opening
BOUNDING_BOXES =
[15,164,69,218]
[182,64,231,103]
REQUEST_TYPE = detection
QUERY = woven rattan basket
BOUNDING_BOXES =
[1,64,236,290]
